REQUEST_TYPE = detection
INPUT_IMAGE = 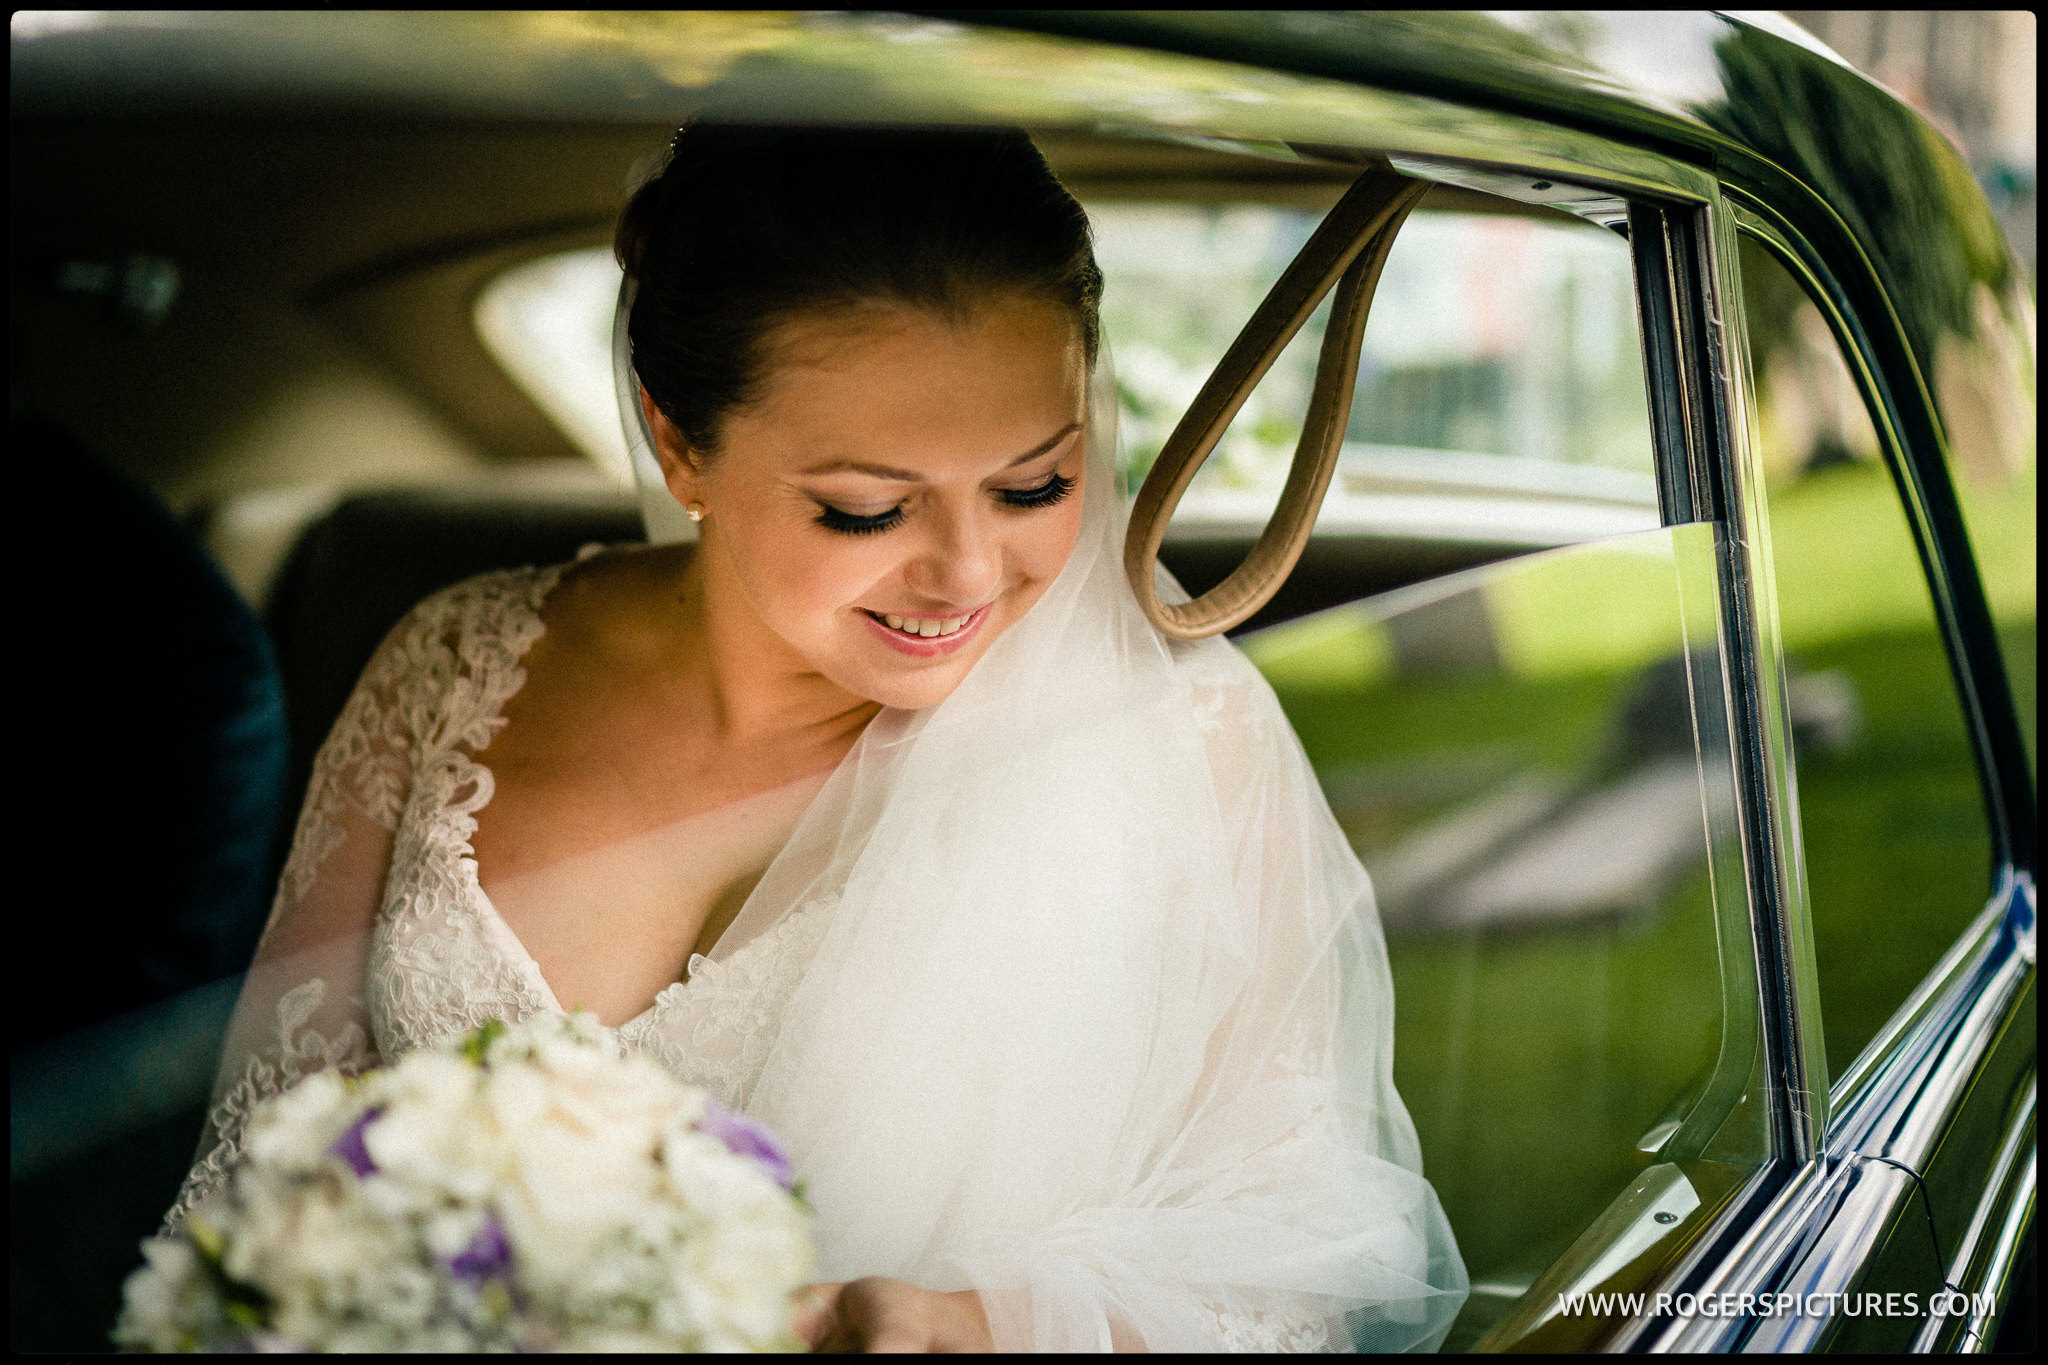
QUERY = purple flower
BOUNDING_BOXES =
[444,1214,513,1286]
[327,1106,384,1178]
[700,1097,797,1191]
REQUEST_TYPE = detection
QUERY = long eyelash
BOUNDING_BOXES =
[816,504,905,536]
[815,473,1073,534]
[1000,472,1076,510]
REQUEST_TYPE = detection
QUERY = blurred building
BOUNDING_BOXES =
[1784,10,2037,278]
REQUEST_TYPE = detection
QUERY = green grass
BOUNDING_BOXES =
[1786,627,2009,1077]
[1385,874,1724,1283]
[1765,458,2028,1074]
[1267,651,1728,1285]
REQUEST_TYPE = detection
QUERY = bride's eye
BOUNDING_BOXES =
[998,472,1075,510]
[816,503,905,536]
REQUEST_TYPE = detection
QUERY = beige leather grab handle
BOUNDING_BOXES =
[1123,165,1426,639]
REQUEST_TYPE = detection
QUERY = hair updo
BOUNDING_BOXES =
[615,124,1103,458]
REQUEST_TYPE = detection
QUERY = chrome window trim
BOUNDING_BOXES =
[1633,875,2035,1351]
[1695,191,1831,1158]
[1914,1074,2036,1350]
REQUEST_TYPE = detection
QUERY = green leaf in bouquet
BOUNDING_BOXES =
[462,1018,509,1067]
[183,1209,276,1336]
[184,1212,226,1264]
[477,1277,515,1327]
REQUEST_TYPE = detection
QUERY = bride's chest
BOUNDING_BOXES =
[362,754,829,1102]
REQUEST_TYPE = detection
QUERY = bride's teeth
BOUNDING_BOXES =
[875,609,975,638]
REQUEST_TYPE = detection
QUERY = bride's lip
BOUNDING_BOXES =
[859,602,992,657]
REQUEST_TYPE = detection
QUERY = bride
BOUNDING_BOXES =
[165,125,1467,1352]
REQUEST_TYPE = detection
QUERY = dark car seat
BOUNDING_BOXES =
[262,484,647,827]
[8,412,294,1351]
[8,414,291,1047]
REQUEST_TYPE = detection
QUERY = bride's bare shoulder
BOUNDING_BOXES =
[352,543,684,687]
[528,541,695,666]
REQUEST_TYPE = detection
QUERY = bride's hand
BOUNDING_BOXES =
[795,1278,992,1353]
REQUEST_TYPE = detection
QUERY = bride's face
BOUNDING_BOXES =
[653,294,1090,711]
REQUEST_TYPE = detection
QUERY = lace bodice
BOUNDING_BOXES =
[164,558,1450,1351]
[165,563,827,1226]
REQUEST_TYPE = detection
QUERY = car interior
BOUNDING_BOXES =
[8,110,1778,1350]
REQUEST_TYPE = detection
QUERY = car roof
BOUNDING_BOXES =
[957,12,1860,165]
[13,9,2019,304]
[12,9,2025,478]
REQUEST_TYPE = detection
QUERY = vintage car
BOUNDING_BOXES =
[9,10,2034,1352]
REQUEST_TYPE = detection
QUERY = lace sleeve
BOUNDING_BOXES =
[943,641,1467,1352]
[159,596,447,1235]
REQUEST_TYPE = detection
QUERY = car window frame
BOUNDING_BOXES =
[1358,149,1853,1195]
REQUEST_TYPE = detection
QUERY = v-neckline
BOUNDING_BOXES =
[443,557,842,1035]
[459,792,830,1035]
[468,865,671,1033]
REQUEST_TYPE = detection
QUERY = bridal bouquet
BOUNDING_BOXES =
[116,1013,814,1352]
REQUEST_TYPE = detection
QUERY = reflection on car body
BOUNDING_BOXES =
[8,9,2033,1354]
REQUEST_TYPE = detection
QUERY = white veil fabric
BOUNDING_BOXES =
[616,283,1468,1351]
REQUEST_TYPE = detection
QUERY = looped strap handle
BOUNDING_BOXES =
[1123,165,1425,639]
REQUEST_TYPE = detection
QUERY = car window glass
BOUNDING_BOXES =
[1734,234,1997,1078]
[1093,199,1660,541]
[1245,528,1755,1344]
[1236,192,1758,1347]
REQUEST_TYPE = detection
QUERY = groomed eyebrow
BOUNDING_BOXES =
[798,421,1082,482]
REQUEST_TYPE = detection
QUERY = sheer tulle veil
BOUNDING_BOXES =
[614,278,1467,1350]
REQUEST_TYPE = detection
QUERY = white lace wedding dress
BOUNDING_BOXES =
[166,465,1468,1353]
[165,559,825,1216]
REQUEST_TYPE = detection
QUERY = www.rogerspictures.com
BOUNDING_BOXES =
[1556,1290,1998,1320]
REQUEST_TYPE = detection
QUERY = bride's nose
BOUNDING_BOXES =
[904,500,1001,606]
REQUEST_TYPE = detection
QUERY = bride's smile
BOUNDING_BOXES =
[858,602,990,655]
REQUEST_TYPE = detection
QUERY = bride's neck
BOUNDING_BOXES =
[674,546,879,749]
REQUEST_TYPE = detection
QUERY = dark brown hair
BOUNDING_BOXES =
[615,123,1102,457]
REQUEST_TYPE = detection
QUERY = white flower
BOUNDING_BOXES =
[112,1235,211,1351]
[241,1069,354,1173]
[361,1051,483,1180]
[123,1014,812,1351]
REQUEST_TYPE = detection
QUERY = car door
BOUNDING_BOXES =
[1239,131,2033,1355]
[1611,167,2035,1355]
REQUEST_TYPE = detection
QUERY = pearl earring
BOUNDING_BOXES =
[686,502,706,523]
